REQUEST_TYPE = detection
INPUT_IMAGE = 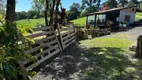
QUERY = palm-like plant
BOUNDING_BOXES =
[118,0,128,7]
[82,0,101,12]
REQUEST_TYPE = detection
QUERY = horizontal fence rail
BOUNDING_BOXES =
[21,24,76,70]
[23,26,62,70]
[59,25,76,50]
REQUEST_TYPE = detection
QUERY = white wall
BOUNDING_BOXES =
[119,11,135,24]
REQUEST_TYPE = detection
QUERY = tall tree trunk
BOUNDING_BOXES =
[45,0,49,26]
[55,0,60,25]
[5,0,16,23]
[89,0,92,12]
[49,0,55,25]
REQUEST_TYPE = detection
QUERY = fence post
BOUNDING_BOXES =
[56,23,64,50]
[135,35,142,58]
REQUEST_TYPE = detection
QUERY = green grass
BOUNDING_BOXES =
[136,12,142,21]
[80,37,132,52]
[16,17,86,28]
[16,18,45,28]
[136,12,142,16]
[79,33,142,79]
[72,17,86,27]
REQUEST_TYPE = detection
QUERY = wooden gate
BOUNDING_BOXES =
[23,26,62,70]
[59,25,76,50]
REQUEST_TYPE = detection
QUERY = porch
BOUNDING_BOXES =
[86,9,120,29]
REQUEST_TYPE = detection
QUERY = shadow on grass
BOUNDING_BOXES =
[33,44,142,80]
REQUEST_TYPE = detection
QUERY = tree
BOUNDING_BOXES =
[0,0,6,16]
[44,0,49,26]
[5,0,16,22]
[80,6,97,17]
[82,0,101,12]
[118,0,128,7]
[49,0,56,25]
[128,0,138,6]
[138,1,142,12]
[27,10,39,19]
[32,0,45,13]
[106,0,118,8]
[67,3,81,20]
[15,11,28,20]
[0,0,35,79]
[32,0,60,26]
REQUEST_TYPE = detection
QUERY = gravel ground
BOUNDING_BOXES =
[103,27,142,41]
[32,27,142,80]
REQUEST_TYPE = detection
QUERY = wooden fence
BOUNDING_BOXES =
[23,26,62,70]
[75,27,111,40]
[59,25,76,50]
[23,25,76,70]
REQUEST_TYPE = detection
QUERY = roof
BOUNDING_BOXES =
[87,6,137,16]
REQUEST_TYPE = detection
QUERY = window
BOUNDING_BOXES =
[132,8,135,12]
[125,15,130,22]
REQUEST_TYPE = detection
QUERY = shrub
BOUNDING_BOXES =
[0,18,36,80]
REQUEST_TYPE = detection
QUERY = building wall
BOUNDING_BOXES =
[119,11,135,24]
[118,7,136,24]
[121,7,136,13]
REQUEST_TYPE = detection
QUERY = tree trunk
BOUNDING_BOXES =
[54,0,60,30]
[135,35,142,58]
[55,0,60,22]
[49,0,55,25]
[5,0,16,23]
[89,0,92,12]
[45,0,49,26]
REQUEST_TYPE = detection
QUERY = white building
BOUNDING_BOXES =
[86,6,137,28]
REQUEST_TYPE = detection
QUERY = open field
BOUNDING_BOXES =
[16,12,142,28]
[16,18,45,28]
[136,12,142,21]
[71,17,86,27]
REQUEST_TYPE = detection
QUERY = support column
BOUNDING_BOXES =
[105,14,107,27]
[94,15,97,28]
[86,16,88,28]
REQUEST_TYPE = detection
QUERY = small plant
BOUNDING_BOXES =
[0,18,36,80]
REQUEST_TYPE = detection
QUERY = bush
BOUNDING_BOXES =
[0,18,36,80]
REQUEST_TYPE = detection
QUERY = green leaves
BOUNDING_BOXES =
[0,22,36,79]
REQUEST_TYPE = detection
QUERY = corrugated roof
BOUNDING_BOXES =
[87,6,137,16]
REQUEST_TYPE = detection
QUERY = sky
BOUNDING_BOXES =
[16,0,105,12]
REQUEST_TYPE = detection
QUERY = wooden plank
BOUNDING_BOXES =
[26,49,60,70]
[24,40,58,64]
[34,35,55,43]
[62,32,75,41]
[61,29,74,37]
[28,31,53,38]
[35,44,59,57]
[64,39,76,49]
[50,25,62,51]
[24,44,59,65]
[33,27,51,31]
[63,36,76,45]
[25,39,57,54]
[60,28,68,31]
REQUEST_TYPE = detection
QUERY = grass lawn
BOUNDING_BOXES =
[72,17,86,27]
[79,34,142,79]
[16,18,45,28]
[135,12,142,21]
[16,17,87,28]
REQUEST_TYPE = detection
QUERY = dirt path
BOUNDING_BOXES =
[32,27,142,80]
